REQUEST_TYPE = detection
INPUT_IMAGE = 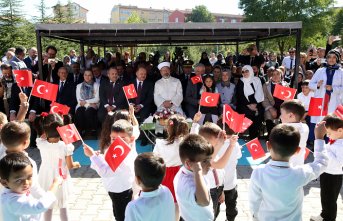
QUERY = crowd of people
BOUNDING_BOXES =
[0,35,342,221]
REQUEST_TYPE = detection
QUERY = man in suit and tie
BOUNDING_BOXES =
[9,47,28,70]
[237,44,265,68]
[92,63,109,85]
[98,66,128,123]
[42,45,64,83]
[68,62,84,85]
[55,67,77,114]
[24,47,38,73]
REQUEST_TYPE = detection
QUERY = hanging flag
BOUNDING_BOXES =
[245,138,266,160]
[31,80,58,101]
[57,124,82,145]
[273,84,296,101]
[105,137,132,172]
[308,97,326,116]
[199,92,220,107]
[304,147,311,161]
[13,70,33,87]
[239,117,253,133]
[191,75,202,84]
[123,84,138,99]
[334,104,343,120]
[50,102,70,115]
[223,104,234,126]
[229,111,245,133]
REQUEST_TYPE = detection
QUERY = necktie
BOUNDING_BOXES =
[212,169,219,187]
[250,56,255,65]
[136,81,142,105]
[74,75,78,83]
[290,59,293,72]
[329,139,336,145]
[108,82,115,106]
[59,82,64,93]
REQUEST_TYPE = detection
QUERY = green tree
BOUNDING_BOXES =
[186,5,215,22]
[52,0,65,23]
[239,0,334,54]
[65,0,75,23]
[332,8,343,36]
[34,0,50,23]
[125,12,145,23]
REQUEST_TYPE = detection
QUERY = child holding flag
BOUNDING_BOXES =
[36,113,80,221]
[249,123,328,221]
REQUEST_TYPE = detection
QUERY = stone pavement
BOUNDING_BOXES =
[27,148,343,221]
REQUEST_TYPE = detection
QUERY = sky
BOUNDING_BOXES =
[22,0,343,23]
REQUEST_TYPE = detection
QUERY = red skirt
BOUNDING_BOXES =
[162,166,181,202]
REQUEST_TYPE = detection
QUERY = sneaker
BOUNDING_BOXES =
[310,215,323,221]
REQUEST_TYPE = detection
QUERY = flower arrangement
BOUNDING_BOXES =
[153,108,176,126]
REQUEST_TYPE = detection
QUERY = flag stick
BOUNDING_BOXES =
[222,105,225,131]
[123,88,131,107]
[19,86,23,93]
[73,124,84,144]
[27,80,36,104]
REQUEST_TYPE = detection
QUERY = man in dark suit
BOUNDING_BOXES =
[98,67,128,123]
[237,44,265,68]
[92,63,109,85]
[42,45,64,83]
[116,61,132,86]
[67,62,84,85]
[24,47,38,73]
[55,67,77,114]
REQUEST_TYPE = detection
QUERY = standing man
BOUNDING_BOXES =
[154,62,183,114]
[9,47,27,70]
[68,62,83,85]
[281,48,296,83]
[24,47,38,72]
[42,45,64,83]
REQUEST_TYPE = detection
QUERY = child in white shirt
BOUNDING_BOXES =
[83,119,137,221]
[125,152,175,221]
[280,99,309,166]
[173,134,215,221]
[297,80,314,111]
[311,115,343,221]
[0,152,61,221]
[249,123,328,221]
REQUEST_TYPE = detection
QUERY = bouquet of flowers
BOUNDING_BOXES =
[153,108,176,126]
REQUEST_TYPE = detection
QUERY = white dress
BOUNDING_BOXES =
[36,138,74,208]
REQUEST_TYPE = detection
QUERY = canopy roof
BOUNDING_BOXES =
[35,22,302,47]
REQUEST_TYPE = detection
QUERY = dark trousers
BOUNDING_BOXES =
[75,107,98,134]
[320,173,343,221]
[210,185,224,220]
[108,188,133,221]
[224,186,238,221]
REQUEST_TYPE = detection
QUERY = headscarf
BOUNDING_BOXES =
[241,65,264,103]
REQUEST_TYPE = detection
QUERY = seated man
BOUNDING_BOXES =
[154,62,183,114]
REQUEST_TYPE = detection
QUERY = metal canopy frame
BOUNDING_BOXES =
[35,22,302,87]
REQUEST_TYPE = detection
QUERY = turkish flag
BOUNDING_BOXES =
[191,75,202,84]
[105,136,131,172]
[223,104,234,126]
[58,158,67,179]
[57,124,82,145]
[273,84,296,101]
[245,138,265,160]
[304,147,311,160]
[229,111,245,133]
[31,80,58,101]
[239,117,253,133]
[13,70,33,87]
[123,84,138,99]
[334,104,343,120]
[308,97,326,116]
[50,102,70,115]
[199,92,220,107]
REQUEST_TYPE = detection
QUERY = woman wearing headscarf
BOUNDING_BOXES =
[75,68,100,137]
[235,65,265,139]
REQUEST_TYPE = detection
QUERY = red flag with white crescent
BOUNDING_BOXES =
[199,92,220,107]
[31,80,58,101]
[239,117,253,133]
[123,84,138,99]
[13,70,33,87]
[191,75,202,84]
[273,84,296,101]
[57,124,82,145]
[50,102,70,115]
[105,137,131,172]
[245,138,265,160]
[308,97,326,116]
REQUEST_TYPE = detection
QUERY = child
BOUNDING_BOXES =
[310,114,343,221]
[83,119,137,221]
[249,123,328,221]
[199,122,239,220]
[173,134,214,221]
[0,152,61,221]
[36,113,80,221]
[153,114,189,220]
[125,152,175,221]
[0,112,8,159]
[199,74,219,125]
[280,100,309,166]
[297,80,314,112]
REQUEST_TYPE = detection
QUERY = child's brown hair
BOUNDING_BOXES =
[1,121,30,149]
[166,114,189,145]
[280,99,306,122]
[323,114,343,130]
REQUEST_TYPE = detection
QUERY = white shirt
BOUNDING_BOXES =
[153,138,182,167]
[283,123,309,166]
[174,167,214,221]
[297,91,314,111]
[281,56,296,75]
[90,143,137,193]
[222,141,242,190]
[1,189,56,221]
[325,139,343,175]
[154,76,183,114]
[125,185,175,221]
[249,140,328,221]
[204,144,226,189]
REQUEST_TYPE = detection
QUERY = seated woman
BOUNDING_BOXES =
[216,68,236,112]
[235,65,265,139]
[199,74,220,125]
[75,68,100,137]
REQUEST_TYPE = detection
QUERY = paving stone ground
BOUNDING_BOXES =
[27,147,343,221]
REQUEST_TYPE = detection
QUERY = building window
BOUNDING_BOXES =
[231,19,237,23]
[220,18,225,23]
[175,17,179,23]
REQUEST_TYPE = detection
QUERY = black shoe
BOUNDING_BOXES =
[141,139,148,146]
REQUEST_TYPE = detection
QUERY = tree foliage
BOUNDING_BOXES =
[186,5,215,22]
[332,8,343,45]
[125,12,146,23]
[34,0,50,23]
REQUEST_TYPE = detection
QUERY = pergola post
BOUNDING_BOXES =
[293,28,302,89]
[80,41,85,68]
[36,30,43,80]
[256,38,260,51]
[235,42,239,57]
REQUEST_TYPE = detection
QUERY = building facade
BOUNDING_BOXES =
[53,2,88,23]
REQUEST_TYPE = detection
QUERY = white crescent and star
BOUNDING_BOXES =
[37,85,47,94]
[64,129,74,139]
[225,111,231,121]
[113,145,125,157]
[51,106,58,113]
[250,143,259,152]
[127,88,133,96]
[281,90,292,99]
[204,96,214,104]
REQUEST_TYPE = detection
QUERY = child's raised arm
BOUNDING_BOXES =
[211,135,238,169]
[16,92,29,122]
[190,162,211,207]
